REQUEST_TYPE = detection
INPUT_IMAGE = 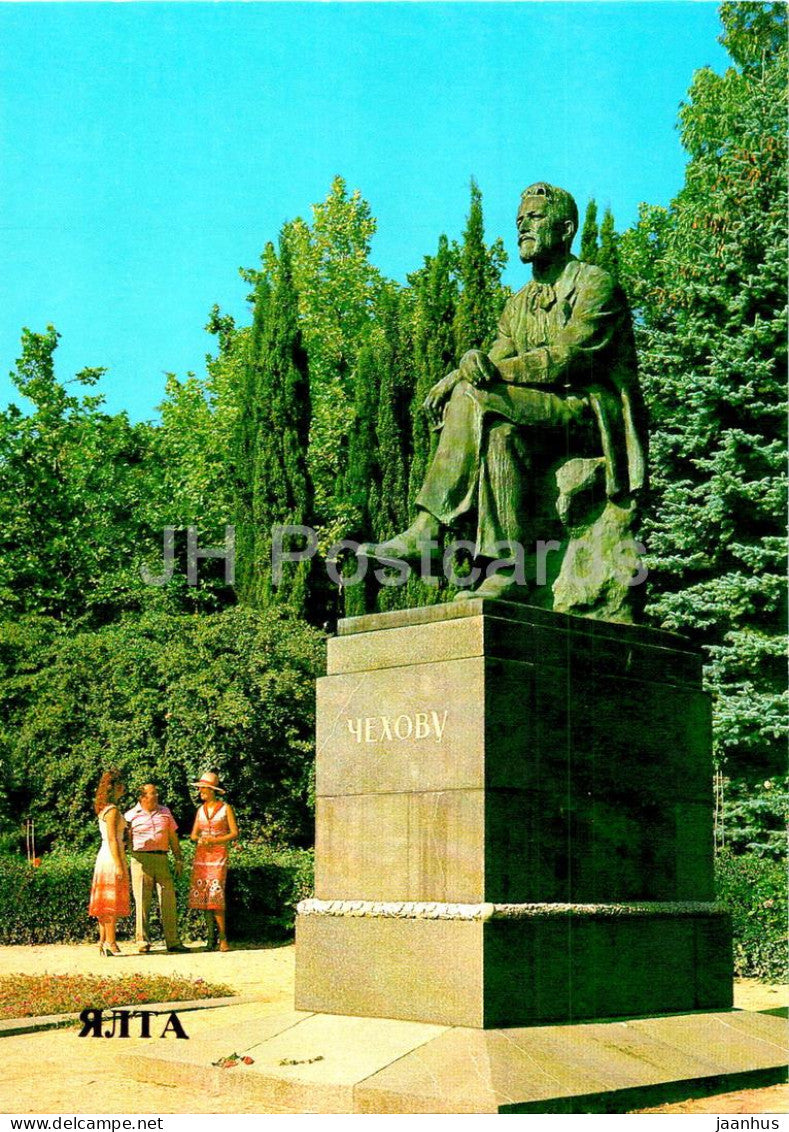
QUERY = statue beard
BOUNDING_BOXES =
[518,237,538,263]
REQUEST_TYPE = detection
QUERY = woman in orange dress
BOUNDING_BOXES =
[188,771,238,952]
[88,769,130,956]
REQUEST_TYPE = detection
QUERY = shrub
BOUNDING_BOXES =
[175,843,314,942]
[1,606,325,851]
[0,844,313,945]
[715,848,788,981]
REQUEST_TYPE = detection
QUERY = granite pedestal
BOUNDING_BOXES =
[296,600,732,1027]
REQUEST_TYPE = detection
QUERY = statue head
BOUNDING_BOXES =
[517,182,578,264]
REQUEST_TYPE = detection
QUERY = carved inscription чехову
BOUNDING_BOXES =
[346,710,449,743]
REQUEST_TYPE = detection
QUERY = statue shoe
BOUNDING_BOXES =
[359,513,441,565]
[457,568,529,602]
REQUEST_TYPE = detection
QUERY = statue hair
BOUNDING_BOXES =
[521,182,579,240]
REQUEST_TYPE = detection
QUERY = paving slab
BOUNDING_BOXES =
[355,1011,789,1113]
[124,1007,788,1114]
[128,1010,447,1114]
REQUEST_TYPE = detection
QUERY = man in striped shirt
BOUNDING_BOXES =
[125,783,186,953]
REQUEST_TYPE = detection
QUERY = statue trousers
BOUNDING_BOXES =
[416,378,589,559]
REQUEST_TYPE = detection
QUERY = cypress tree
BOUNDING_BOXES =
[597,207,621,284]
[373,287,415,612]
[408,235,459,508]
[235,228,313,616]
[339,338,380,618]
[400,235,460,608]
[339,286,415,616]
[232,261,272,605]
[372,285,412,544]
[343,344,379,530]
[580,199,599,263]
[453,179,507,355]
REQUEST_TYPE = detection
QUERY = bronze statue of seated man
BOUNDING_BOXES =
[362,181,646,604]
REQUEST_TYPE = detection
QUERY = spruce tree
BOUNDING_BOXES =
[619,3,787,827]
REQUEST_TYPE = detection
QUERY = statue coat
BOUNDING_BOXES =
[415,256,647,556]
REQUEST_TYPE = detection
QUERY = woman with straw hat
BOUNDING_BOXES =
[188,770,238,951]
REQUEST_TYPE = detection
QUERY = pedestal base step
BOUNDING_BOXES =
[296,902,732,1027]
[127,1007,788,1113]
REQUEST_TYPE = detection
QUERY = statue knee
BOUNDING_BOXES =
[450,379,473,400]
[442,379,476,426]
[486,421,521,457]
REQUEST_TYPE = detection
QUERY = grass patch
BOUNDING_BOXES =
[0,973,234,1019]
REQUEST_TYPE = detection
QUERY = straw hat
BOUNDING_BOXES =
[191,771,226,795]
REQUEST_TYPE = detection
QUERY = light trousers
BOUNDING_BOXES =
[130,852,179,946]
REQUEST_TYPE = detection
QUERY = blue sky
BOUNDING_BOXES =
[0,2,730,421]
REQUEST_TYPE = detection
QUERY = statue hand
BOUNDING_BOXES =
[423,371,458,428]
[459,350,497,387]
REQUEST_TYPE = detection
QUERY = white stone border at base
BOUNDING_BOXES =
[297,897,723,920]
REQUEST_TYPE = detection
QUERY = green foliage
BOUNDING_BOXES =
[370,285,413,545]
[719,1,787,68]
[0,328,160,625]
[0,326,240,625]
[619,3,788,788]
[580,200,619,282]
[407,234,458,511]
[717,774,787,859]
[0,606,324,849]
[342,340,379,534]
[0,844,313,945]
[339,285,417,616]
[580,199,599,262]
[288,177,385,544]
[403,234,460,610]
[234,229,313,615]
[597,207,620,284]
[453,179,508,355]
[152,370,236,536]
[715,849,787,980]
[2,7,787,866]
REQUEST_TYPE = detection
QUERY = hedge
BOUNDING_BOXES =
[715,849,788,981]
[2,846,783,983]
[0,844,313,945]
